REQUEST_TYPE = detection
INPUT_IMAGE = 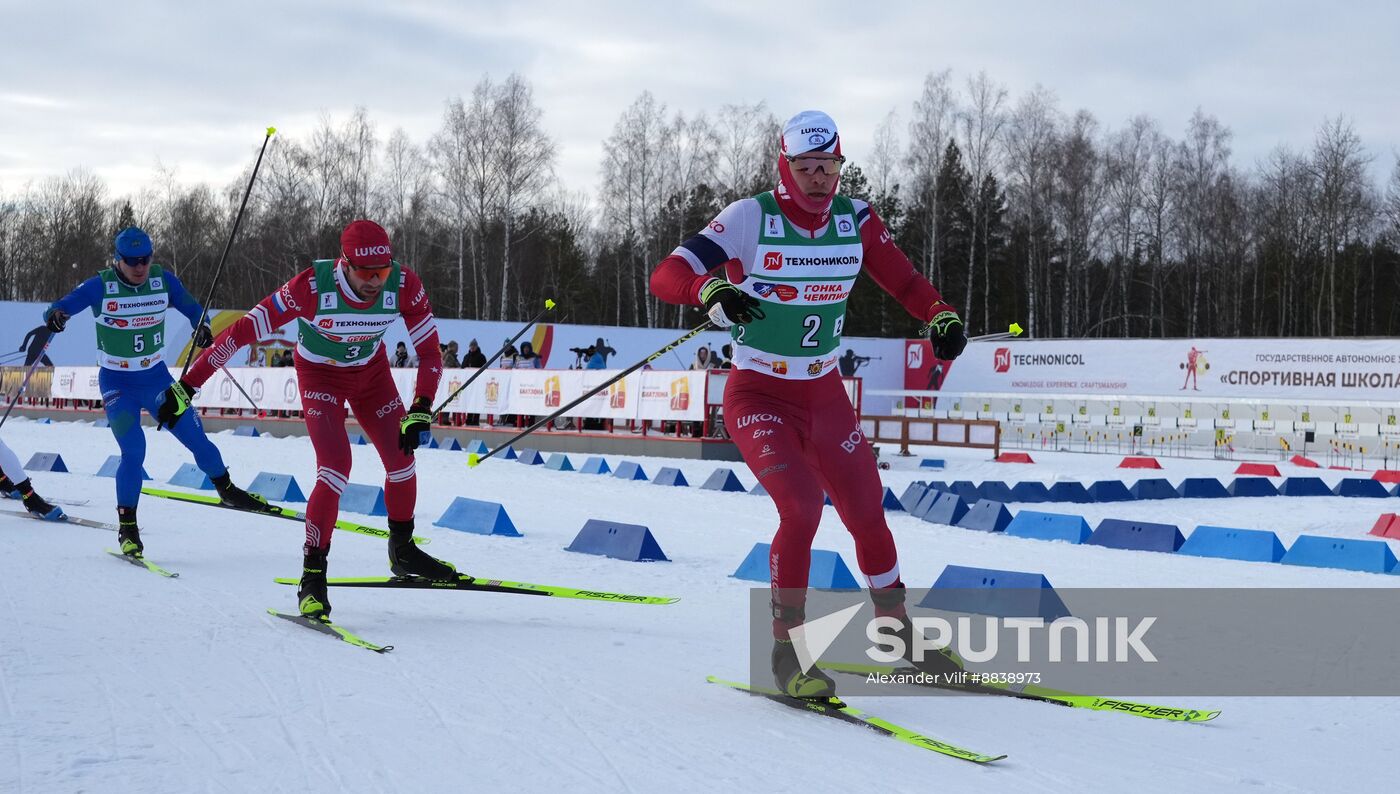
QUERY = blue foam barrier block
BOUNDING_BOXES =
[919,458,946,469]
[880,486,904,511]
[464,439,489,455]
[427,435,462,451]
[899,482,928,512]
[433,497,522,537]
[923,481,950,492]
[346,431,367,445]
[544,453,575,472]
[94,418,110,428]
[339,483,387,516]
[247,471,306,503]
[731,542,858,588]
[1009,481,1051,503]
[921,492,969,526]
[1280,477,1332,496]
[580,456,612,475]
[499,445,518,461]
[1087,480,1134,502]
[1128,478,1179,500]
[1228,477,1279,497]
[653,467,689,487]
[167,462,213,489]
[919,564,1070,621]
[949,480,981,502]
[36,417,52,424]
[232,424,260,437]
[750,481,769,497]
[612,461,648,481]
[823,493,833,506]
[955,499,1013,532]
[517,448,544,465]
[976,481,1015,503]
[1179,525,1286,562]
[1046,481,1093,503]
[1282,534,1397,573]
[1333,478,1390,498]
[565,518,669,562]
[1176,477,1230,498]
[1086,518,1184,552]
[1004,510,1092,543]
[97,454,150,481]
[22,452,68,473]
[910,488,942,519]
[700,468,746,492]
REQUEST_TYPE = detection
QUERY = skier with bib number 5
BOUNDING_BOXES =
[166,219,456,619]
[43,227,268,559]
[650,111,969,698]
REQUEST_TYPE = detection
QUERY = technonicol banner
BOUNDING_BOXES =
[932,338,1400,400]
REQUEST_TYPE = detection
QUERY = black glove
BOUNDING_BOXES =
[192,322,214,348]
[156,380,194,430]
[399,397,432,455]
[927,304,967,360]
[699,278,764,327]
[44,308,68,333]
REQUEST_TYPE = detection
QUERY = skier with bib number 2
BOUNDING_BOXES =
[650,111,969,698]
[168,219,457,619]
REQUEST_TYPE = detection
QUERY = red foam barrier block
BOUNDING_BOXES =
[1235,462,1281,477]
[1290,455,1321,468]
[996,452,1035,464]
[1118,456,1163,469]
[1369,514,1400,540]
[1373,470,1400,484]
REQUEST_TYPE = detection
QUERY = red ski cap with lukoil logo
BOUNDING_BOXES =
[340,219,393,267]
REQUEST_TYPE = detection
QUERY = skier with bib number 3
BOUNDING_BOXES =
[650,111,968,698]
[44,227,268,559]
[169,219,456,620]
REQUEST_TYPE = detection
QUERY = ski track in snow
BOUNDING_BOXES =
[2,416,1399,792]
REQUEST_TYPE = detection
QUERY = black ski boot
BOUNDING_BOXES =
[771,638,838,699]
[117,506,143,556]
[298,549,330,619]
[387,519,457,579]
[769,601,837,699]
[3,476,64,521]
[212,471,270,512]
[872,583,963,676]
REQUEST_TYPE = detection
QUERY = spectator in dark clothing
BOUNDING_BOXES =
[719,344,734,369]
[518,341,543,369]
[279,349,294,367]
[444,341,461,368]
[392,342,411,367]
[463,339,487,368]
[593,337,616,366]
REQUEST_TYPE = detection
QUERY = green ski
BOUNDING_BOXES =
[105,549,179,578]
[272,574,679,605]
[822,661,1221,723]
[267,608,392,653]
[141,486,430,544]
[706,676,1006,764]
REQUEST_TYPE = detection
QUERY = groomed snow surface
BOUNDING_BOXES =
[2,416,1396,793]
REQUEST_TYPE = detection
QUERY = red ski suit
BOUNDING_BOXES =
[652,189,952,637]
[187,262,442,551]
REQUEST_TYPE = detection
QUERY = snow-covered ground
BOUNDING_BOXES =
[2,415,1396,793]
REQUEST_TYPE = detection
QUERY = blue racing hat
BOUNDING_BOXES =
[114,227,153,259]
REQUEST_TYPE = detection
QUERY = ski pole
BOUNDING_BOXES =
[467,320,715,467]
[0,337,54,429]
[179,126,277,380]
[966,322,1025,343]
[430,298,556,421]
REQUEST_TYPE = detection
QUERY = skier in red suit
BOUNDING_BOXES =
[650,110,968,697]
[165,219,457,619]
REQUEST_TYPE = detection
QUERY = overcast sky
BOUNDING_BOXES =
[3,0,1397,204]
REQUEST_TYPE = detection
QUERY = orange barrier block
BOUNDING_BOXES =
[1235,462,1281,477]
[1118,456,1162,469]
[1289,455,1321,468]
[996,452,1035,464]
